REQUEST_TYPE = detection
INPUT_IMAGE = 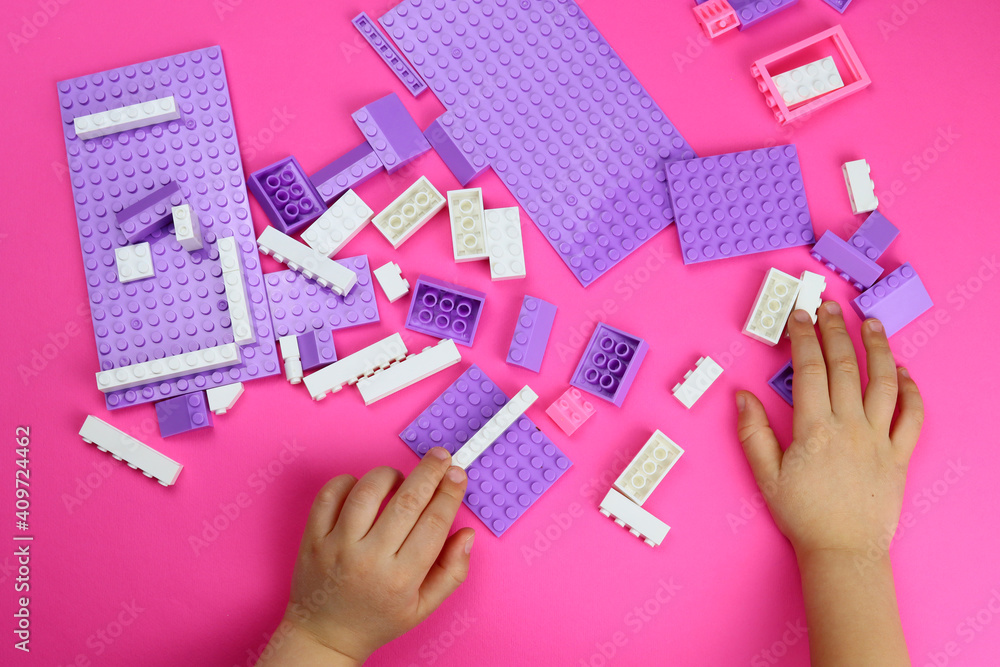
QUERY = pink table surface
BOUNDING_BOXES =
[2,0,999,665]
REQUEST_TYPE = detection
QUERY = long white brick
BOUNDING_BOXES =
[671,357,723,409]
[794,271,827,324]
[356,339,460,405]
[484,207,526,280]
[599,489,670,547]
[79,415,182,486]
[453,387,538,469]
[304,333,408,400]
[257,227,358,295]
[74,96,181,140]
[95,344,241,393]
[223,270,256,345]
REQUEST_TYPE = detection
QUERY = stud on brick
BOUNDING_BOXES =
[424,114,490,186]
[546,387,597,436]
[116,180,185,243]
[614,431,684,506]
[301,190,373,258]
[73,95,180,140]
[743,268,801,345]
[248,157,326,235]
[852,263,933,336]
[304,333,408,400]
[95,343,241,394]
[352,93,431,173]
[773,57,845,107]
[570,323,649,407]
[693,0,740,38]
[453,387,538,469]
[279,335,303,384]
[448,189,487,262]
[484,207,526,280]
[311,143,385,205]
[372,176,446,248]
[811,231,884,291]
[506,296,557,372]
[405,275,485,346]
[768,360,794,406]
[672,357,723,409]
[115,242,155,283]
[207,382,245,415]
[156,391,214,438]
[172,204,203,251]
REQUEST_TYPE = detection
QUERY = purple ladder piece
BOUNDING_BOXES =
[310,143,385,205]
[570,323,649,407]
[379,0,696,287]
[424,114,489,187]
[848,211,899,262]
[811,230,884,290]
[768,360,794,406]
[264,256,378,339]
[405,275,485,347]
[57,46,280,411]
[116,180,184,243]
[730,0,798,29]
[665,145,816,264]
[156,391,214,437]
[248,156,326,235]
[399,365,572,537]
[852,263,933,336]
[352,12,427,97]
[351,93,431,174]
[506,296,558,373]
[297,329,338,371]
[820,0,853,12]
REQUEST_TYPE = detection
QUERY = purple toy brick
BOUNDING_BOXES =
[379,0,696,287]
[852,263,933,336]
[116,180,184,243]
[768,360,794,406]
[351,93,431,174]
[57,47,281,411]
[424,114,489,187]
[405,275,485,347]
[310,143,385,205]
[811,231,884,291]
[570,323,649,407]
[399,365,572,537]
[264,256,378,339]
[352,12,427,97]
[248,156,325,235]
[297,329,338,371]
[156,391,214,437]
[731,0,798,29]
[820,0,852,13]
[847,211,899,262]
[666,145,815,264]
[506,296,558,373]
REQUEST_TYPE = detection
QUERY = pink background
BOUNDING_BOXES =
[1,0,998,665]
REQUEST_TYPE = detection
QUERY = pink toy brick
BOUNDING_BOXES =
[546,388,597,436]
[693,0,740,39]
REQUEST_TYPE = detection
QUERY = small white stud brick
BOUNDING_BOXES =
[172,204,203,251]
[96,343,241,393]
[453,387,538,469]
[217,236,244,276]
[279,335,303,384]
[223,271,256,346]
[448,188,488,261]
[794,271,827,324]
[301,190,374,257]
[73,95,181,140]
[613,431,685,505]
[672,357,724,409]
[743,268,801,346]
[484,207,526,280]
[115,242,155,283]
[206,382,245,415]
[304,333,409,400]
[599,489,670,547]
[372,176,446,248]
[773,57,844,107]
[356,339,461,405]
[842,159,878,215]
[257,227,358,296]
[373,262,410,302]
[79,415,182,486]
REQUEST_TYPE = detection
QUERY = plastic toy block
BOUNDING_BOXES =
[223,269,256,346]
[257,227,358,296]
[665,145,815,265]
[379,0,696,287]
[794,270,827,324]
[304,333,408,400]
[768,360,794,406]
[357,339,461,405]
[773,57,845,107]
[405,275,486,347]
[852,263,933,336]
[156,391,214,438]
[73,95,180,140]
[399,365,572,536]
[424,114,489,186]
[114,242,155,283]
[484,208,526,281]
[751,25,871,125]
[79,415,182,486]
[278,335,303,384]
[448,189,487,262]
[599,489,670,547]
[351,93,431,174]
[206,382,244,414]
[301,190,374,258]
[506,296,557,373]
[96,343,242,393]
[248,157,326,235]
[693,0,740,38]
[731,0,797,29]
[614,431,684,506]
[216,236,244,276]
[453,387,539,469]
[172,204,203,251]
[371,176,446,248]
[352,12,427,97]
[310,143,385,205]
[843,159,878,214]
[848,210,899,262]
[811,231,884,291]
[116,180,185,243]
[546,388,597,436]
[297,329,337,371]
[373,262,409,303]
[672,357,723,409]
[743,268,801,345]
[570,323,649,407]
[820,0,853,13]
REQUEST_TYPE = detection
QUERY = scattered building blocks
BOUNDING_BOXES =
[405,275,486,346]
[820,0,853,13]
[852,263,933,336]
[172,204,203,251]
[311,143,385,205]
[453,387,539,469]
[248,156,325,235]
[599,489,670,547]
[156,392,214,438]
[373,262,410,302]
[794,270,827,324]
[297,330,338,371]
[848,210,899,262]
[672,357,723,409]
[546,388,597,436]
[115,242,155,283]
[570,323,649,407]
[773,57,845,107]
[279,335,303,384]
[351,93,431,174]
[206,382,245,415]
[423,114,490,186]
[731,0,798,29]
[257,227,358,296]
[96,344,242,394]
[448,189,487,262]
[665,145,815,264]
[356,339,461,405]
[811,231,884,291]
[73,95,180,140]
[693,0,740,38]
[843,159,878,214]
[743,268,801,345]
[116,180,184,243]
[506,296,557,373]
[614,431,685,506]
[304,333,408,400]
[79,415,182,486]
[301,190,374,258]
[484,207,526,281]
[768,360,794,406]
[352,12,427,96]
[371,176,446,248]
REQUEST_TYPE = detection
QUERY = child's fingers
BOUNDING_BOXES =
[890,369,924,464]
[861,319,898,434]
[736,391,782,490]
[417,527,475,618]
[397,465,468,569]
[787,308,832,419]
[816,301,864,416]
[371,448,453,551]
[305,475,357,543]
[331,466,404,543]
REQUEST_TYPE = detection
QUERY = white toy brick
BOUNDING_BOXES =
[115,242,155,283]
[279,335,303,384]
[301,189,374,257]
[257,227,358,296]
[79,415,182,486]
[304,333,409,400]
[172,204,203,251]
[356,339,461,405]
[743,268,801,346]
[794,271,827,324]
[448,188,488,261]
[223,270,256,346]
[453,387,538,469]
[772,57,844,107]
[613,431,685,506]
[373,262,410,302]
[484,207,526,280]
[599,489,670,547]
[206,382,244,415]
[372,176,446,248]
[95,343,241,393]
[842,159,878,214]
[672,357,723,409]
[73,95,180,140]
[216,236,244,276]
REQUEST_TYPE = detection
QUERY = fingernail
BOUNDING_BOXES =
[792,310,810,323]
[824,301,842,315]
[736,393,747,412]
[899,368,910,378]
[868,319,883,333]
[429,447,450,461]
[464,533,475,555]
[447,466,466,483]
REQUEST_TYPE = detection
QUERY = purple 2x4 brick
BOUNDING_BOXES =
[351,93,430,174]
[424,113,489,187]
[352,12,427,96]
[768,360,794,406]
[57,46,280,411]
[506,296,557,373]
[811,231,883,291]
[380,0,696,287]
[310,143,384,205]
[852,263,933,336]
[848,211,899,262]
[570,323,649,407]
[248,156,326,235]
[399,365,572,537]
[156,391,213,438]
[405,275,485,347]
[116,180,184,243]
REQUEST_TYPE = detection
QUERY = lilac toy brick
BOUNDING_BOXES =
[379,0,696,287]
[570,323,649,407]
[731,0,798,29]
[57,47,280,411]
[666,145,815,264]
[310,143,385,205]
[351,93,431,174]
[399,365,572,536]
[506,296,557,373]
[847,211,899,262]
[768,360,794,406]
[811,231,883,290]
[820,0,853,12]
[405,275,485,347]
[424,114,489,187]
[116,180,185,243]
[352,12,427,97]
[297,329,338,371]
[248,156,325,235]
[156,391,214,437]
[852,263,933,336]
